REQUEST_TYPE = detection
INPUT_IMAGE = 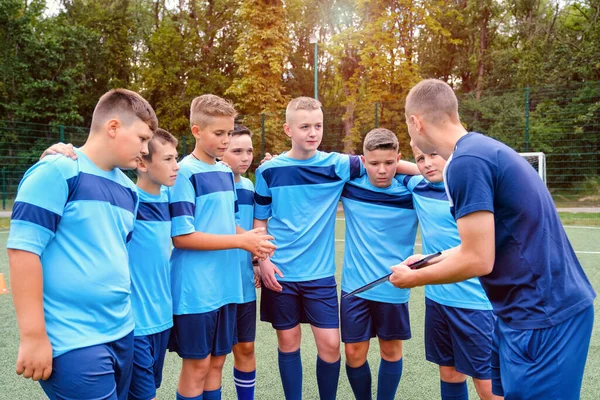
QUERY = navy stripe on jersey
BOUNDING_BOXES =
[402,175,412,187]
[189,171,234,197]
[262,165,341,188]
[412,181,448,201]
[342,184,413,209]
[66,172,137,214]
[126,231,133,243]
[170,201,195,218]
[137,201,170,222]
[349,156,362,180]
[235,200,239,213]
[12,201,61,233]
[236,188,254,206]
[254,193,272,205]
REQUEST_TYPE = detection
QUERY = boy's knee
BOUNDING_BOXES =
[344,343,368,367]
[277,327,302,352]
[209,355,227,370]
[234,342,255,359]
[439,366,466,383]
[182,358,210,378]
[379,340,402,362]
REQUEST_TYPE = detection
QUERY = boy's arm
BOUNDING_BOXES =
[39,143,78,160]
[254,218,284,292]
[396,160,419,176]
[172,229,275,256]
[8,250,53,381]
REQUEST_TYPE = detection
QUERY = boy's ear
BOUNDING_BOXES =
[107,119,120,139]
[283,123,292,138]
[397,152,402,162]
[360,155,366,165]
[137,157,149,173]
[191,125,201,139]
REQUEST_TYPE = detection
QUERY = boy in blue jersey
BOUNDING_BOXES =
[222,124,258,400]
[406,143,494,400]
[391,79,595,399]
[128,128,180,400]
[169,94,276,400]
[255,97,418,400]
[340,128,417,400]
[7,89,157,399]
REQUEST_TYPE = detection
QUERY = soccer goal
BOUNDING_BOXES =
[519,152,547,185]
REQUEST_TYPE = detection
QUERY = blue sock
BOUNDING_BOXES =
[346,361,372,400]
[234,368,256,400]
[278,349,302,400]
[440,380,468,400]
[203,387,221,400]
[176,392,203,400]
[316,356,341,400]
[376,358,403,400]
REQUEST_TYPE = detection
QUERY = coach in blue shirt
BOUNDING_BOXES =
[390,79,595,400]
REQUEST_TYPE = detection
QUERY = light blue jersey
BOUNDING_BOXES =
[7,150,136,357]
[341,175,417,303]
[254,151,363,282]
[169,156,243,314]
[129,187,173,336]
[236,176,256,303]
[404,175,492,310]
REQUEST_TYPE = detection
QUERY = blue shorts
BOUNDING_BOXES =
[424,298,494,380]
[491,305,594,399]
[129,329,170,400]
[168,304,238,359]
[236,301,257,343]
[341,292,411,343]
[260,276,339,330]
[40,331,134,400]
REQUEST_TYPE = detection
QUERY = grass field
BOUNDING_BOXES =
[0,216,599,399]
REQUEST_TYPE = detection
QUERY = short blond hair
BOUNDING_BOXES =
[405,79,459,124]
[363,128,399,153]
[91,88,158,132]
[190,94,237,129]
[286,97,322,123]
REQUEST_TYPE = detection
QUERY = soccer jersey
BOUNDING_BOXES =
[444,132,595,329]
[341,175,417,303]
[169,156,243,314]
[235,176,256,303]
[7,150,136,357]
[254,151,363,282]
[129,187,173,336]
[404,175,492,310]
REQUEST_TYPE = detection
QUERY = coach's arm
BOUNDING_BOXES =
[389,211,495,288]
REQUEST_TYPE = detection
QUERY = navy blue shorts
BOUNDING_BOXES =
[129,328,170,400]
[260,276,339,330]
[39,331,134,400]
[491,305,594,398]
[168,304,238,359]
[341,292,411,343]
[425,298,494,380]
[236,301,257,343]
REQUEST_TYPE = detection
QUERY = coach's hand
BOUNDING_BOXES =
[16,333,53,381]
[259,258,283,292]
[240,228,276,258]
[389,262,418,289]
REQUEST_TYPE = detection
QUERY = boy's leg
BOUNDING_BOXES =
[233,301,257,400]
[129,335,158,400]
[372,301,410,400]
[304,277,341,400]
[261,280,304,400]
[341,290,375,400]
[204,355,226,399]
[497,305,594,400]
[39,332,134,400]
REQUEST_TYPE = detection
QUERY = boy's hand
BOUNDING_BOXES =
[253,262,262,288]
[16,333,53,381]
[40,143,77,160]
[240,228,276,258]
[389,259,419,289]
[260,152,273,165]
[259,257,284,292]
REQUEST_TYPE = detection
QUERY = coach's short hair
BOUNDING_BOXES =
[405,79,459,124]
[142,128,178,162]
[232,123,252,138]
[286,97,322,123]
[190,94,237,129]
[363,128,399,153]
[91,88,158,132]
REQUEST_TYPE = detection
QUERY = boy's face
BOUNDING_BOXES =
[192,116,234,160]
[284,109,323,155]
[112,118,153,169]
[412,144,446,183]
[222,134,253,175]
[360,148,401,188]
[141,141,180,187]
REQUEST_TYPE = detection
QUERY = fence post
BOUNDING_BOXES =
[261,113,265,160]
[59,125,65,143]
[2,167,6,211]
[525,87,530,152]
[182,136,187,157]
[374,103,379,128]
